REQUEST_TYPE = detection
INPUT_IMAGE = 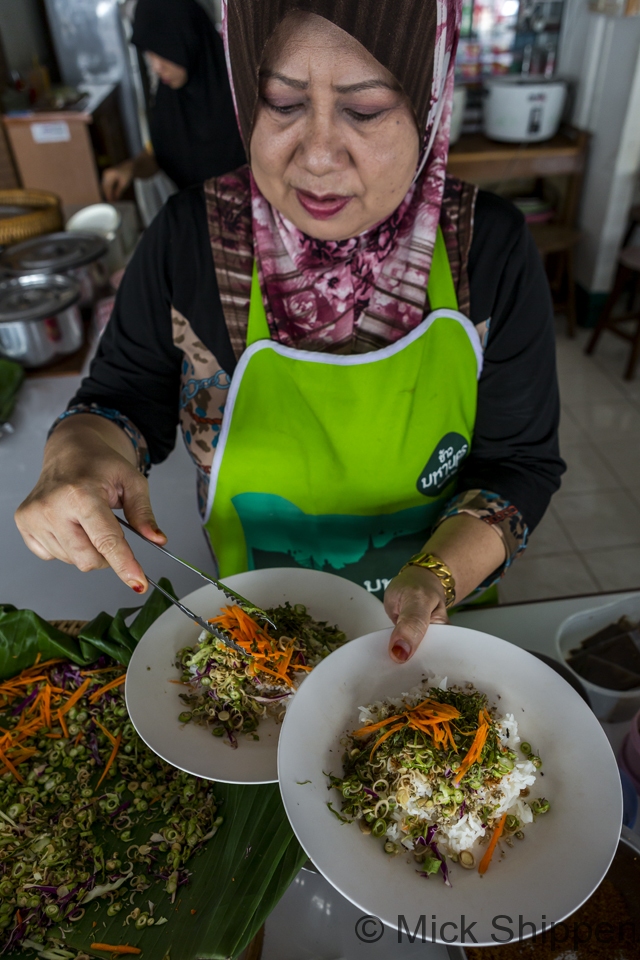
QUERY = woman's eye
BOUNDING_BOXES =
[346,109,385,123]
[264,99,302,116]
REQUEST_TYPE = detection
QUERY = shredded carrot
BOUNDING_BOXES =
[93,719,117,747]
[80,666,123,675]
[74,730,83,745]
[43,683,51,729]
[453,709,492,785]
[88,674,126,703]
[96,732,122,788]
[33,653,42,667]
[0,747,24,782]
[89,946,141,956]
[353,697,462,759]
[59,676,92,714]
[478,813,507,875]
[22,658,66,674]
[57,709,69,739]
[208,606,312,689]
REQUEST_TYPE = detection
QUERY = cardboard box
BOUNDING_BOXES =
[3,112,101,207]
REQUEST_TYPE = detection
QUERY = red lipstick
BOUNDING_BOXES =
[295,189,352,220]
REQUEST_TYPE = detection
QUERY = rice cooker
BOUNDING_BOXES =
[0,232,108,307]
[0,274,83,368]
[484,77,567,143]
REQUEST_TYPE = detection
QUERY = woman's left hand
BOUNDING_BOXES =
[383,565,449,663]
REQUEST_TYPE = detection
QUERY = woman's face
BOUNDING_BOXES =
[250,14,420,241]
[147,53,188,89]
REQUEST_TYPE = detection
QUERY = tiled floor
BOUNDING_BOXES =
[499,320,640,603]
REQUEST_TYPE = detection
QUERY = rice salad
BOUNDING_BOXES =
[327,676,550,883]
[175,602,347,747]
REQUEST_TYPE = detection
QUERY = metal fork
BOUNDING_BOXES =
[143,574,247,657]
[116,515,276,629]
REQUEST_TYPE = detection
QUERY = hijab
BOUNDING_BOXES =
[132,0,246,190]
[206,0,471,354]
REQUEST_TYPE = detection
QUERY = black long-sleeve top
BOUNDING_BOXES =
[69,186,564,538]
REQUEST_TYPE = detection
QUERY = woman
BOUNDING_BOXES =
[102,0,245,200]
[16,0,563,663]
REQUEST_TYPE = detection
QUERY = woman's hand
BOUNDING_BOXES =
[15,415,166,592]
[383,514,508,664]
[384,564,449,663]
[102,159,135,202]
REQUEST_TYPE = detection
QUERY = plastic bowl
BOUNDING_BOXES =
[556,594,640,722]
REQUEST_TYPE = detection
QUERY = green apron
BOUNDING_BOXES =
[204,228,482,595]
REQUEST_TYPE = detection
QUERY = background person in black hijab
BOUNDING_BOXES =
[102,0,245,201]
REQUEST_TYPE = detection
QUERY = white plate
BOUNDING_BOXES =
[125,568,391,784]
[278,625,622,947]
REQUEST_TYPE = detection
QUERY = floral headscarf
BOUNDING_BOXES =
[217,0,464,352]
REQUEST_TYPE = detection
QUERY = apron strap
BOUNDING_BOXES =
[246,226,458,346]
[427,226,458,312]
[247,262,271,346]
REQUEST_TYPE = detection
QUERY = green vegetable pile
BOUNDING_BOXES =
[0,588,307,960]
[0,659,223,955]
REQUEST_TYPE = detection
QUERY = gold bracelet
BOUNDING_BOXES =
[400,552,456,608]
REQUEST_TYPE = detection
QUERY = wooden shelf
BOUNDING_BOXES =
[447,131,586,183]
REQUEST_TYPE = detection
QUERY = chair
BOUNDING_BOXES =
[585,246,640,380]
[527,128,590,338]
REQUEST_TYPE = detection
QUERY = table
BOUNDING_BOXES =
[261,590,640,960]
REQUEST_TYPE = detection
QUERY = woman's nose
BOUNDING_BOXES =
[296,112,347,177]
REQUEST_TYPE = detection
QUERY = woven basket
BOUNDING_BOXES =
[49,619,87,638]
[0,188,63,247]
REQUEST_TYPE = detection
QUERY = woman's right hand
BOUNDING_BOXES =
[102,159,135,202]
[15,415,166,592]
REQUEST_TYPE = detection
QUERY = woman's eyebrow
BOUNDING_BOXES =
[261,72,394,95]
[261,70,308,90]
[333,79,395,94]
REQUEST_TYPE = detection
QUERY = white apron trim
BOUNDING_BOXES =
[204,308,482,523]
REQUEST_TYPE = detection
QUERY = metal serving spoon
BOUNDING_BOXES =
[116,515,276,630]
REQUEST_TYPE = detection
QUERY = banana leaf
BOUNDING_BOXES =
[0,579,176,678]
[44,785,305,960]
[0,357,24,425]
[0,586,306,960]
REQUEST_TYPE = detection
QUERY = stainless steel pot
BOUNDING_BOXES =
[445,825,640,958]
[0,274,83,368]
[0,231,108,307]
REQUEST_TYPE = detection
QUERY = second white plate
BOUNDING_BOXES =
[125,567,391,783]
[278,625,622,946]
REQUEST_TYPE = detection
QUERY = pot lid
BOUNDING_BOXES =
[0,273,81,323]
[0,231,108,273]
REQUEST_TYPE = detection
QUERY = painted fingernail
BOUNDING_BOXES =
[129,581,145,593]
[392,641,411,662]
[154,528,167,539]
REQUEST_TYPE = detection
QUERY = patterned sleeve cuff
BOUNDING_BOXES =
[433,489,528,598]
[49,404,151,477]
